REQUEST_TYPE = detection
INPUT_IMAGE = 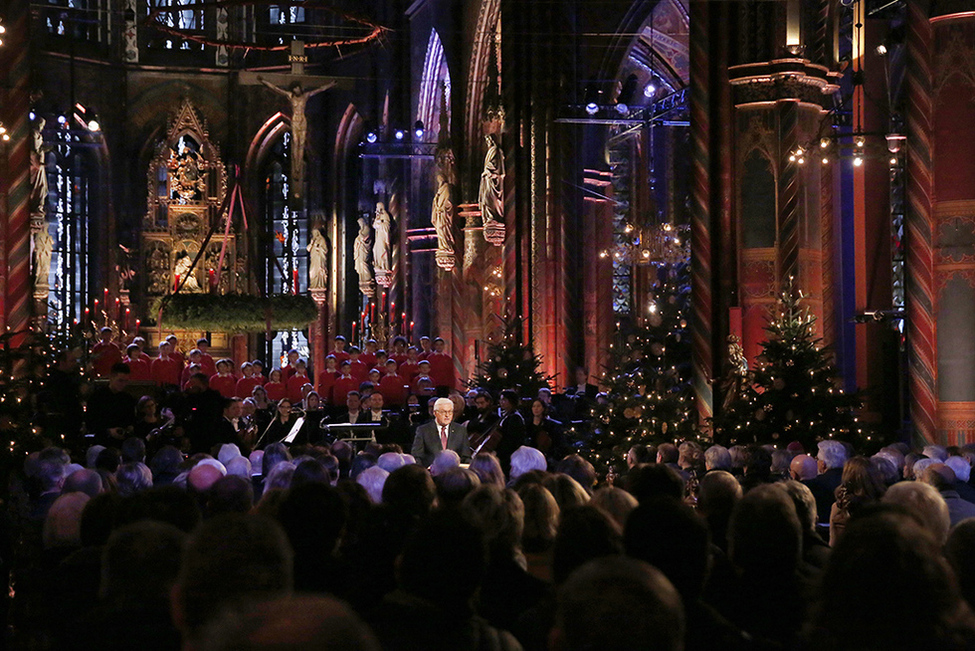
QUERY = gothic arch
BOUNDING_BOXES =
[245,111,290,180]
[418,28,451,141]
[463,0,500,154]
[330,103,365,335]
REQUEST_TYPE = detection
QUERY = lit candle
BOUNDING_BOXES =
[371,302,375,321]
[382,291,387,314]
[352,321,357,341]
[209,268,215,288]
[115,298,121,320]
[124,308,130,330]
[174,274,180,291]
[135,319,141,332]
[84,307,89,326]
[409,320,414,338]
[293,269,299,294]
[104,288,109,305]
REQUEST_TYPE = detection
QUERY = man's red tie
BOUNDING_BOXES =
[440,426,448,450]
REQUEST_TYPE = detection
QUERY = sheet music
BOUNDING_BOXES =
[282,416,305,444]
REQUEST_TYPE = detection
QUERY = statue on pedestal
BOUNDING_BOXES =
[307,226,329,290]
[30,118,50,216]
[32,225,53,298]
[354,217,375,297]
[479,133,505,245]
[373,201,393,287]
[432,172,456,271]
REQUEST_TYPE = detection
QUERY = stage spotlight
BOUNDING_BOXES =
[394,129,405,141]
[414,120,424,140]
[583,84,600,115]
[616,74,637,115]
[366,131,378,144]
[57,115,67,125]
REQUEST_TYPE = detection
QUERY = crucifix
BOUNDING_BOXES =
[242,41,351,206]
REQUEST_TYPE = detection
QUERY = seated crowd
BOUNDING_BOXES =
[8,334,975,649]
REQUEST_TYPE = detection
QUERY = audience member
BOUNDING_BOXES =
[806,508,975,650]
[172,514,293,645]
[551,557,684,651]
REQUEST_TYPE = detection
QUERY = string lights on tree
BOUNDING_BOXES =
[469,314,553,399]
[712,278,870,450]
[584,246,701,478]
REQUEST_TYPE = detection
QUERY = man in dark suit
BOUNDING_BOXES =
[803,440,848,524]
[332,390,365,424]
[412,397,471,467]
[496,389,526,473]
[210,397,245,453]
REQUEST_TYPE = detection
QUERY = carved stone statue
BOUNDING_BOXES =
[432,172,456,271]
[146,245,166,294]
[354,217,374,296]
[307,226,328,290]
[174,253,201,292]
[259,77,334,201]
[479,133,505,225]
[32,226,53,291]
[479,133,505,245]
[30,118,49,216]
[372,202,392,272]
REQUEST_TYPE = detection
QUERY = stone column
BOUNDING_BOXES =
[310,288,327,391]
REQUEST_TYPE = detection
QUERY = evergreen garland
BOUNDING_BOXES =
[153,293,319,333]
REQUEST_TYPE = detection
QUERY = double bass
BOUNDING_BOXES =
[468,408,502,454]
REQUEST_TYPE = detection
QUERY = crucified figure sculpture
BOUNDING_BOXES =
[259,77,334,201]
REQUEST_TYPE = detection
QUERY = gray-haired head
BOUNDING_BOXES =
[817,440,848,470]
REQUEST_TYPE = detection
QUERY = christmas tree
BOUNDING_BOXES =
[0,324,91,455]
[469,315,553,399]
[713,281,864,449]
[583,259,700,477]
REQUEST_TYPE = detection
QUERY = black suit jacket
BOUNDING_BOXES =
[411,420,471,467]
[803,467,843,524]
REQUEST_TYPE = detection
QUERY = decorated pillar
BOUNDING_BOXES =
[728,60,839,365]
[925,7,975,444]
[689,0,716,424]
[309,288,327,390]
[0,0,33,344]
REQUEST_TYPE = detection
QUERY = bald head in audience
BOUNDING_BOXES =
[790,454,818,481]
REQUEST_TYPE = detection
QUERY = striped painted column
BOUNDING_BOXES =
[449,267,467,389]
[689,0,714,424]
[2,0,34,344]
[821,141,835,347]
[905,0,936,444]
[778,101,801,285]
